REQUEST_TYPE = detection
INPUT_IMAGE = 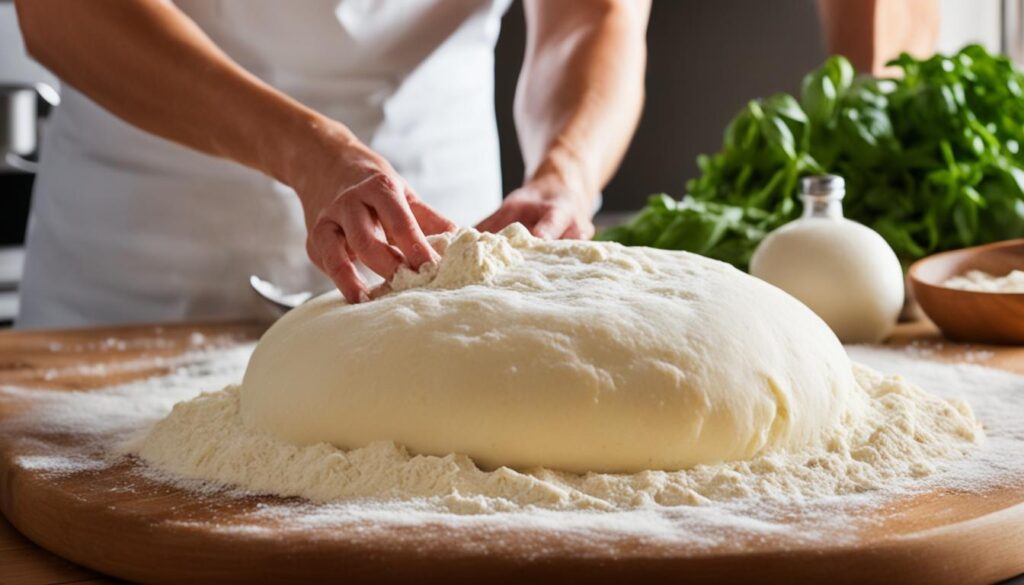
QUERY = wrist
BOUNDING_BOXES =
[273,111,361,196]
[526,146,596,211]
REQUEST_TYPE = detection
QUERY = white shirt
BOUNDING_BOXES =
[18,0,510,328]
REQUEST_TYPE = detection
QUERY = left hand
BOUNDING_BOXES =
[476,174,595,240]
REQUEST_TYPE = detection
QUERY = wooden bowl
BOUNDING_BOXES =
[908,239,1024,344]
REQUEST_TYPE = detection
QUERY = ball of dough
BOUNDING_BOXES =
[241,225,857,474]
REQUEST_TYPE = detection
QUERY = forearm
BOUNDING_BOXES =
[16,0,453,303]
[816,0,939,74]
[515,0,649,202]
[14,0,346,188]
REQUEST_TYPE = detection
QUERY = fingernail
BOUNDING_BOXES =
[358,290,370,303]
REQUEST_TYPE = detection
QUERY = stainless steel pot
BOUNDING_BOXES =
[0,83,59,173]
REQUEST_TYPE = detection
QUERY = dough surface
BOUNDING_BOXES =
[241,225,859,473]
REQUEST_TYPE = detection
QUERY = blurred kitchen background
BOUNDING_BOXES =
[0,0,1007,324]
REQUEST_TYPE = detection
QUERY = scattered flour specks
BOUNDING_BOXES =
[128,363,983,514]
[2,341,1022,547]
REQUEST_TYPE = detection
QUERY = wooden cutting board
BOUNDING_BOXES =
[1,321,1023,585]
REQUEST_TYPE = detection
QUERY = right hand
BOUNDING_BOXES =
[293,132,455,304]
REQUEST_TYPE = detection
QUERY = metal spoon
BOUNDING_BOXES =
[249,275,316,313]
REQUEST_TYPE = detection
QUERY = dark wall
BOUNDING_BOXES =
[494,0,827,211]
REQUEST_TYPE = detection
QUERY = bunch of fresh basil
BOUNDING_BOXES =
[598,45,1024,270]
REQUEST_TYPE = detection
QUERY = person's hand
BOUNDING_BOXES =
[476,172,595,240]
[294,133,455,304]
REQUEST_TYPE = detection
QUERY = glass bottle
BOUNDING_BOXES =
[750,175,904,343]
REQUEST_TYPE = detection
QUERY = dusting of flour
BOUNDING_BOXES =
[3,340,1022,546]
[127,363,980,513]
[2,229,1017,546]
[387,227,526,292]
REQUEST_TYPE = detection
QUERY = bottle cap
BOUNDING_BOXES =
[800,175,845,198]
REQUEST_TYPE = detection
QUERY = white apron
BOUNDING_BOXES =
[17,0,509,329]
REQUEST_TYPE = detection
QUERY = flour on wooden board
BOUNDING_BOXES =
[128,363,981,513]
[0,230,1017,544]
[3,341,1022,546]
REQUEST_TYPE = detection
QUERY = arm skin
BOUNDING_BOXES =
[477,0,651,239]
[14,0,454,304]
[817,0,939,75]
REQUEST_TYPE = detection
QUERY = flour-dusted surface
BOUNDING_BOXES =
[242,225,857,474]
[3,340,1023,547]
[132,362,980,513]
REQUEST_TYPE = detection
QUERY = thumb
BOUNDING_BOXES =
[475,206,516,234]
[532,206,571,240]
[406,191,456,235]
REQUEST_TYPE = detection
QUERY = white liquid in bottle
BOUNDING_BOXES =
[750,175,904,344]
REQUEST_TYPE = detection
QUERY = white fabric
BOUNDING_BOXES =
[18,0,510,328]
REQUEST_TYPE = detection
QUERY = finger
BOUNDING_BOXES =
[532,206,572,240]
[337,201,404,280]
[476,205,521,233]
[357,174,437,268]
[564,219,596,241]
[578,220,596,240]
[406,191,456,235]
[311,220,367,304]
[563,222,582,240]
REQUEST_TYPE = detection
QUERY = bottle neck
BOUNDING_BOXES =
[801,193,845,219]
